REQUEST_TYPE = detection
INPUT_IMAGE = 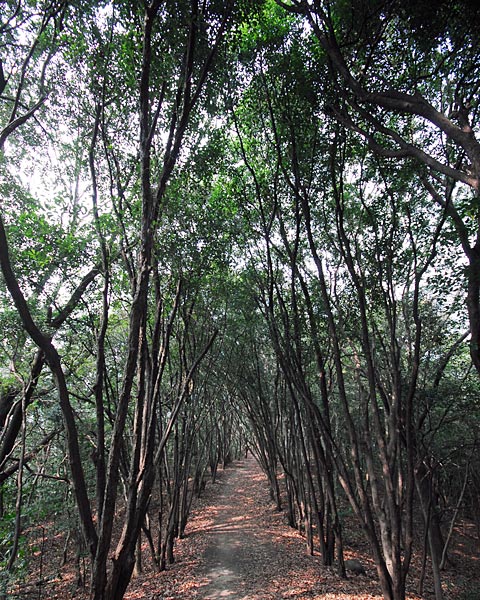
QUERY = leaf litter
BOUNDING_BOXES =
[17,456,480,599]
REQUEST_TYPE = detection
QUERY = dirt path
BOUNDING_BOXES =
[124,456,390,599]
[123,456,456,600]
[28,455,472,599]
[179,455,328,600]
[196,456,297,599]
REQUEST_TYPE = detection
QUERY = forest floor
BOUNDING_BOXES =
[16,455,480,599]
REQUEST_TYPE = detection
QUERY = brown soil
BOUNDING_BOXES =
[124,456,479,600]
[14,455,480,599]
[193,456,323,599]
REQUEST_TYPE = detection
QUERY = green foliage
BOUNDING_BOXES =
[1,1,479,596]
[236,0,294,54]
[0,495,28,589]
[398,0,480,49]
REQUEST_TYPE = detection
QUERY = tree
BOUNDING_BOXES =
[276,0,480,376]
[1,3,479,600]
[1,1,260,598]
[225,6,477,597]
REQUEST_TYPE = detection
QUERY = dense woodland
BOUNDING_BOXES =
[1,1,479,599]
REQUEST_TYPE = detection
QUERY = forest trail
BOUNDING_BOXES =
[167,454,331,600]
[195,455,299,599]
[126,456,388,600]
[24,455,469,599]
